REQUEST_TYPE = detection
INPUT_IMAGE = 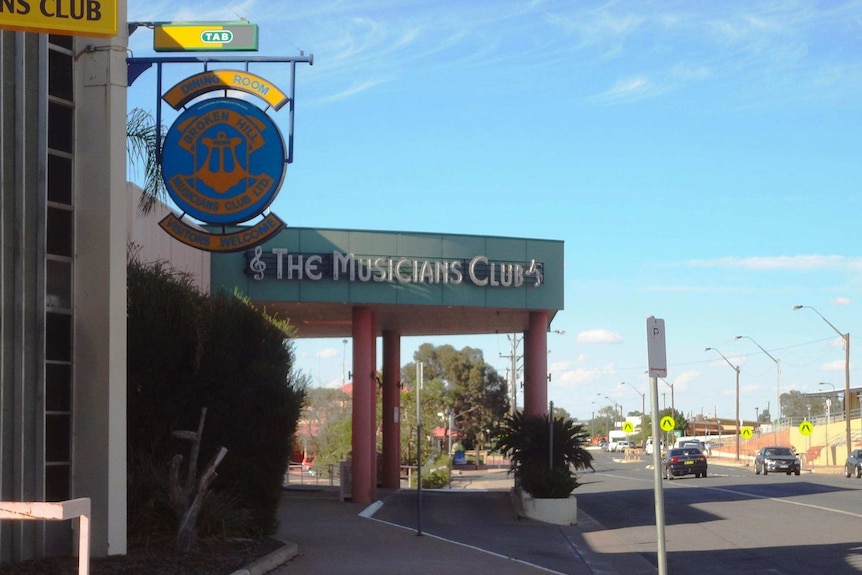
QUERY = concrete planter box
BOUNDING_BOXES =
[513,488,578,526]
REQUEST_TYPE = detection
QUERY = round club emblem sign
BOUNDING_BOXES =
[162,97,286,225]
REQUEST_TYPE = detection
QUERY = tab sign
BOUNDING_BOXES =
[202,30,233,43]
[154,22,259,52]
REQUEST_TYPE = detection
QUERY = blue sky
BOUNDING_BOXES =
[127,1,862,424]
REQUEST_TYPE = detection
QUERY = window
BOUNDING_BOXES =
[45,35,75,508]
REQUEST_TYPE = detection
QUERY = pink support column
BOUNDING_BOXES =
[381,330,401,488]
[351,307,375,503]
[523,311,549,416]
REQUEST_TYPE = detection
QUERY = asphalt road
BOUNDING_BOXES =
[272,452,862,574]
[577,450,862,574]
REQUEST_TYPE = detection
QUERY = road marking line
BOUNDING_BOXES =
[591,469,862,519]
[365,515,568,574]
[699,485,862,519]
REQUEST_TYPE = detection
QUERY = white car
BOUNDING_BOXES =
[613,440,634,452]
[645,438,663,455]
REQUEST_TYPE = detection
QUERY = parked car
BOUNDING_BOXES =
[662,447,708,479]
[845,449,862,478]
[301,455,317,476]
[677,439,706,453]
[754,446,801,476]
[645,438,663,456]
[613,440,634,452]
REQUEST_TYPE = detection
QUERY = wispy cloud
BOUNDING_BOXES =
[670,369,699,393]
[313,79,387,104]
[686,255,862,271]
[822,359,851,371]
[553,364,616,388]
[129,1,862,108]
[590,76,667,103]
[706,354,746,369]
[576,329,623,344]
[831,296,852,306]
[641,285,753,294]
[316,347,339,359]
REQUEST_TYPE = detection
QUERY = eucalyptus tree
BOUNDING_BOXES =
[405,343,509,454]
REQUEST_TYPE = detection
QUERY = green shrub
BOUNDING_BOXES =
[127,258,306,541]
[421,468,450,489]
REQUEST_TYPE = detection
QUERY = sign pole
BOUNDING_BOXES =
[647,316,668,575]
[416,362,423,536]
[651,375,668,574]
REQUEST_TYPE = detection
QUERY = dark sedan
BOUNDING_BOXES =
[754,446,801,476]
[845,449,862,478]
[662,447,708,479]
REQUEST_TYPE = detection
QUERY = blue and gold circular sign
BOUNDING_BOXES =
[162,97,286,225]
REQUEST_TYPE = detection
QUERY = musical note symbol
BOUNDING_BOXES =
[249,246,266,280]
[526,259,543,287]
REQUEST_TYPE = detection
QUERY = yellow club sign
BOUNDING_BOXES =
[660,416,675,432]
[0,0,118,37]
[622,421,635,434]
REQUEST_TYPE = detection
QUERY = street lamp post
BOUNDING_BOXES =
[660,378,675,415]
[342,339,348,384]
[858,393,862,445]
[501,334,524,415]
[706,347,741,462]
[604,396,623,423]
[735,335,781,424]
[645,371,676,414]
[794,305,851,460]
[820,382,837,424]
[621,382,646,441]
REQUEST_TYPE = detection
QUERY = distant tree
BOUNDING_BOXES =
[404,343,508,452]
[399,377,448,464]
[551,405,571,421]
[300,387,352,469]
[781,390,826,420]
[664,408,688,434]
[590,405,618,438]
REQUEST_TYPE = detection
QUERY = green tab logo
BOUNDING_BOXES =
[202,30,233,43]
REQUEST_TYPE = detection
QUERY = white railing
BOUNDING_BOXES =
[0,498,90,575]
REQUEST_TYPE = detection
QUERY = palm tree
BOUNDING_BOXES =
[126,108,167,215]
[493,411,593,498]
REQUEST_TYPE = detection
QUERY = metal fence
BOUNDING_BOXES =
[283,462,341,487]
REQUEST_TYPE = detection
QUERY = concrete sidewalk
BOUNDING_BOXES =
[239,457,851,575]
[249,468,644,575]
[261,486,570,574]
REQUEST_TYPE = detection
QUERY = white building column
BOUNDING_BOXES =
[73,2,129,556]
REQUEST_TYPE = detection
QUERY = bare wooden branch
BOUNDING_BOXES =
[168,407,227,553]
